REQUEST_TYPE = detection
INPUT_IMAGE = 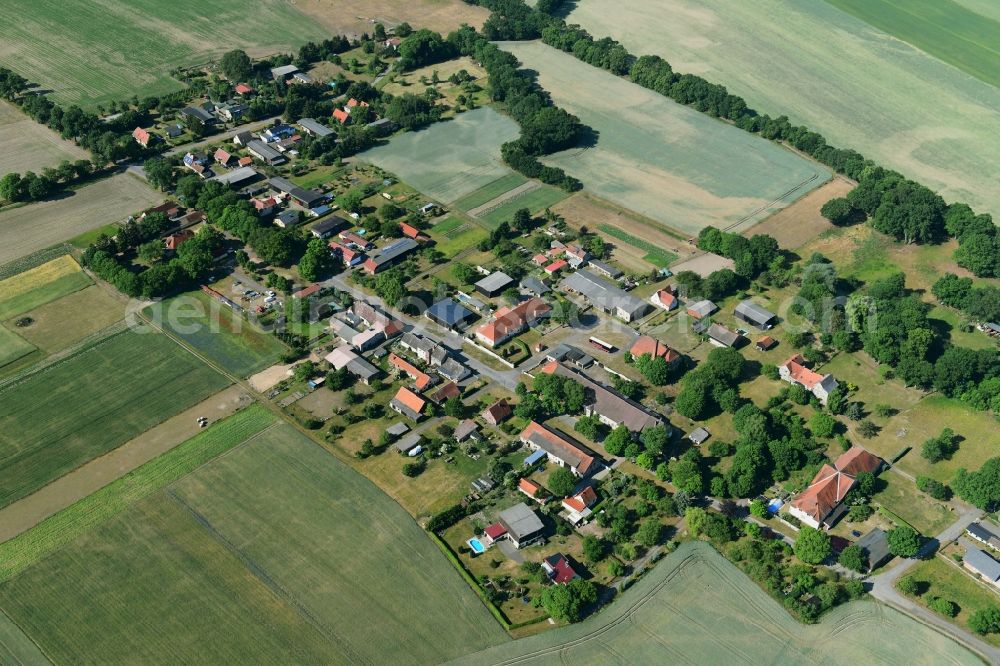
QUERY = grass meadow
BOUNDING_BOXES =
[428,216,489,258]
[566,0,1000,216]
[598,224,678,268]
[0,327,229,508]
[145,291,287,377]
[0,327,35,368]
[498,42,830,237]
[0,610,48,666]
[478,185,570,228]
[7,285,125,354]
[359,107,522,204]
[0,0,328,108]
[455,541,981,664]
[825,0,1000,89]
[906,557,1000,648]
[0,425,507,664]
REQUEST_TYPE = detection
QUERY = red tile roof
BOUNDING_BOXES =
[653,290,676,309]
[629,335,680,363]
[781,354,825,389]
[293,284,321,299]
[214,148,232,164]
[484,523,507,539]
[164,230,194,251]
[519,477,543,498]
[431,381,460,404]
[393,386,426,414]
[347,98,369,108]
[545,259,568,274]
[235,83,253,95]
[475,297,552,346]
[332,108,350,124]
[562,486,597,512]
[483,398,512,424]
[519,421,595,476]
[400,222,423,239]
[328,241,361,263]
[756,336,777,350]
[544,553,578,584]
[132,127,151,146]
[238,156,253,167]
[389,353,433,390]
[791,447,882,525]
[532,254,548,265]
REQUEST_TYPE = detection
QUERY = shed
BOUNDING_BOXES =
[386,422,410,438]
[735,299,777,330]
[524,449,547,467]
[474,271,515,298]
[425,298,477,329]
[687,427,710,445]
[454,420,480,442]
[856,528,892,572]
[395,433,422,454]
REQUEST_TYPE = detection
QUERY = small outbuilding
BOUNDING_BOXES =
[474,271,515,298]
[735,299,777,330]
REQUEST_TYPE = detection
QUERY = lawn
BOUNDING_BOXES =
[0,424,509,664]
[565,0,1000,216]
[358,106,522,204]
[0,327,229,508]
[455,541,980,664]
[290,164,345,190]
[498,41,830,237]
[478,185,570,228]
[906,557,1000,648]
[874,472,956,536]
[66,222,120,250]
[0,173,161,266]
[0,254,91,320]
[146,291,287,377]
[453,173,529,212]
[0,100,88,177]
[0,405,275,582]
[0,0,329,108]
[824,0,1000,89]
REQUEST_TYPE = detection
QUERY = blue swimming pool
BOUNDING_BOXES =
[467,538,486,554]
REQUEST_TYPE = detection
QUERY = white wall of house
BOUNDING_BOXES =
[788,505,821,530]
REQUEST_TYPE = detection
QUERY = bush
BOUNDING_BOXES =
[969,607,1000,635]
[896,575,919,596]
[916,475,952,500]
[927,596,958,618]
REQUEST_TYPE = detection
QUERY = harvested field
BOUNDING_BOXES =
[358,107,522,204]
[295,0,488,37]
[0,173,161,266]
[0,0,328,108]
[247,362,294,392]
[825,0,1000,89]
[453,541,980,665]
[0,385,254,543]
[0,424,507,664]
[0,327,230,508]
[499,41,830,237]
[552,192,700,274]
[7,285,125,354]
[145,291,287,378]
[0,101,88,176]
[566,0,1000,216]
[749,177,855,250]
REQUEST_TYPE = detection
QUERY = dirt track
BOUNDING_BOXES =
[0,385,251,541]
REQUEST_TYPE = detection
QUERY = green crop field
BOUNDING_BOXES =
[0,328,35,368]
[478,185,570,228]
[598,224,678,268]
[0,327,229,508]
[498,42,830,236]
[453,173,529,211]
[0,255,92,321]
[455,541,980,665]
[0,0,329,108]
[0,405,275,582]
[146,291,287,377]
[0,424,507,664]
[566,0,1000,218]
[0,610,48,666]
[359,107,523,204]
[428,217,489,258]
[825,0,1000,89]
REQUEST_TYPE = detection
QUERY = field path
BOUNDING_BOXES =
[0,385,251,542]
[467,181,540,218]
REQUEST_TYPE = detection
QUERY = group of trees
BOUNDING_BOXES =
[697,227,782,280]
[0,160,93,202]
[514,373,585,421]
[674,346,746,420]
[953,457,1000,510]
[932,273,1000,325]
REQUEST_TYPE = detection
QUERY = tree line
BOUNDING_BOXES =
[483,0,1000,276]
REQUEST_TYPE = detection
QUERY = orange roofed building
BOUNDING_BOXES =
[474,297,551,348]
[629,335,680,364]
[788,447,882,529]
[389,353,435,391]
[389,386,426,421]
[779,354,839,404]
[519,421,600,478]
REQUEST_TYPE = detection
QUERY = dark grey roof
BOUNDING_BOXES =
[735,299,777,327]
[520,277,550,295]
[547,343,594,368]
[856,528,892,569]
[368,238,419,269]
[965,547,1000,582]
[707,323,740,346]
[687,427,710,444]
[271,64,299,79]
[297,117,334,137]
[395,433,422,453]
[497,503,545,540]
[560,270,648,320]
[475,271,515,294]
[588,259,622,278]
[438,358,471,381]
[267,176,324,207]
[276,210,301,226]
[247,140,284,162]
[426,298,476,327]
[386,422,410,437]
[347,356,380,381]
[311,215,348,235]
[181,107,214,123]
[687,299,718,317]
